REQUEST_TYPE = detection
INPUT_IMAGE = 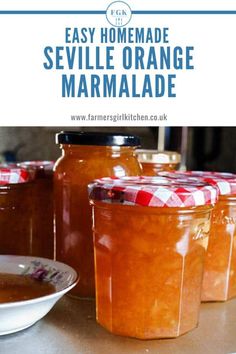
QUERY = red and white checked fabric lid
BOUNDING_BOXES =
[159,171,236,196]
[0,167,30,185]
[88,176,218,207]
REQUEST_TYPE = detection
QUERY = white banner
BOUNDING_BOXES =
[0,0,236,126]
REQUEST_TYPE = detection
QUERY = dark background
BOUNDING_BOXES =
[0,127,235,172]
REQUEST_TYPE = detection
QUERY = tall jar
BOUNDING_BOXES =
[0,167,33,255]
[54,131,141,298]
[18,161,54,259]
[89,177,217,339]
[136,150,181,176]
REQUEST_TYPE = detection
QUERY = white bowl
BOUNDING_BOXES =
[0,255,78,336]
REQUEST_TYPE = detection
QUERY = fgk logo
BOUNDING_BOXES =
[106,1,132,27]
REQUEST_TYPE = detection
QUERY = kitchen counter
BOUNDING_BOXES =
[1,296,236,354]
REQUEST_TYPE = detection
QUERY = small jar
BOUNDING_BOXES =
[89,177,217,339]
[18,161,54,259]
[54,132,141,298]
[136,150,181,176]
[159,171,236,302]
[0,167,33,255]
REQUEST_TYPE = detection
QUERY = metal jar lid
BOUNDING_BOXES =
[56,131,140,147]
[136,149,181,164]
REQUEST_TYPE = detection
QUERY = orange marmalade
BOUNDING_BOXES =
[159,171,236,302]
[136,150,181,176]
[89,177,217,339]
[0,168,33,255]
[54,132,141,298]
[201,195,236,301]
[18,161,54,259]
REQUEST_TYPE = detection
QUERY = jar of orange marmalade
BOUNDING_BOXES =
[54,132,141,298]
[89,176,217,339]
[0,167,33,255]
[18,161,54,259]
[159,171,236,302]
[136,150,181,176]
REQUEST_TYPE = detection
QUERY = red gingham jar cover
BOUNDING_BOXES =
[88,176,218,207]
[159,171,236,196]
[0,167,30,185]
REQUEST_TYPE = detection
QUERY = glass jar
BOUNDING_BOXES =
[0,168,33,255]
[201,194,236,301]
[54,132,141,298]
[159,171,236,302]
[89,177,217,339]
[136,150,181,176]
[18,161,54,259]
[198,173,236,302]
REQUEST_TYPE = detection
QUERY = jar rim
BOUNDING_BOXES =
[17,161,54,178]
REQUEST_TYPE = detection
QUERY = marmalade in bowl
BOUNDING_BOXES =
[0,273,55,303]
